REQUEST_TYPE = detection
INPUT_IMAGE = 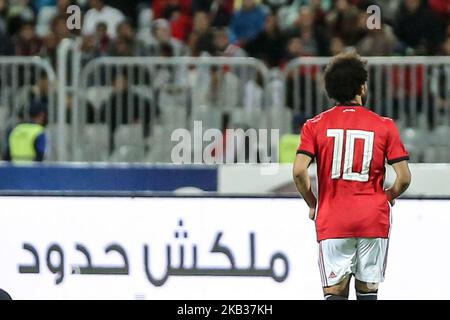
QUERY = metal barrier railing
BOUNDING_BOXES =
[0,46,448,163]
[283,56,450,127]
[71,56,272,162]
[283,57,450,162]
[0,56,57,160]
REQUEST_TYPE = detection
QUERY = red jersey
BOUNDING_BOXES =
[297,105,409,241]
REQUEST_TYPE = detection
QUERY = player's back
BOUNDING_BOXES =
[298,104,409,241]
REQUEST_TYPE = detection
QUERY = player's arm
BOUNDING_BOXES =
[385,160,411,205]
[385,119,411,205]
[293,153,317,220]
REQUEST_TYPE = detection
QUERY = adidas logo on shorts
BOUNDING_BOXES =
[328,271,337,279]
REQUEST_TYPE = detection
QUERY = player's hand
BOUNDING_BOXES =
[309,207,316,221]
[385,189,396,207]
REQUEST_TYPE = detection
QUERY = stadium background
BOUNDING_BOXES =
[0,0,449,300]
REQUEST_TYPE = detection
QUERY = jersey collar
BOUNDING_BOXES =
[335,103,363,107]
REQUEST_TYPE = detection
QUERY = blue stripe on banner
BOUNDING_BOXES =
[0,164,218,192]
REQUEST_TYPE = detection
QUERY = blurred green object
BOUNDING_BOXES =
[279,133,300,164]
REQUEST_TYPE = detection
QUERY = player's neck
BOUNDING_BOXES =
[336,97,363,107]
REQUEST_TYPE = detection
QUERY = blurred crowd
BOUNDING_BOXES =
[0,0,448,68]
[0,0,448,163]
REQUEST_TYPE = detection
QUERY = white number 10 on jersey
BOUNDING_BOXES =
[327,129,374,182]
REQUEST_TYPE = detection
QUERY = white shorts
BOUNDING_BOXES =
[318,238,389,287]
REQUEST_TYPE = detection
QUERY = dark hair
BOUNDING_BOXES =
[324,52,368,104]
[0,288,12,300]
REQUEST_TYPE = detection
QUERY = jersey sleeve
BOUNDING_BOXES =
[386,120,409,165]
[297,120,316,159]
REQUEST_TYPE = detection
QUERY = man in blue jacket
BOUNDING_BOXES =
[230,0,267,45]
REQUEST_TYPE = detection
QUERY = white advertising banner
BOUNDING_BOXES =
[0,197,449,300]
[218,164,450,197]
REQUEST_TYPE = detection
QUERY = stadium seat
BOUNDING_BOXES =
[431,125,450,147]
[145,125,174,163]
[160,105,188,131]
[86,87,113,111]
[401,127,428,162]
[80,124,110,162]
[424,146,450,163]
[267,107,293,136]
[36,6,56,37]
[231,108,263,129]
[0,107,8,151]
[109,145,146,163]
[423,146,437,163]
[114,124,145,148]
[0,106,9,130]
[131,85,154,102]
[46,124,71,161]
[191,105,223,130]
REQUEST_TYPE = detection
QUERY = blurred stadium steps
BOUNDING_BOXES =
[80,124,110,162]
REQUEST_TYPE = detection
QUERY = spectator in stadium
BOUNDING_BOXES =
[262,0,294,13]
[100,72,152,152]
[213,27,247,57]
[152,0,192,19]
[245,12,284,67]
[284,6,329,56]
[93,22,110,56]
[0,0,13,55]
[192,0,214,12]
[329,36,346,55]
[393,0,445,54]
[109,20,138,56]
[0,0,10,34]
[430,36,450,122]
[191,63,240,109]
[374,0,402,24]
[283,36,320,114]
[277,0,331,30]
[8,0,35,35]
[193,0,233,27]
[429,0,450,21]
[103,0,146,28]
[82,0,125,38]
[17,72,51,118]
[40,13,75,64]
[145,19,188,57]
[243,71,266,112]
[325,0,362,46]
[355,13,398,56]
[52,13,74,41]
[229,0,267,45]
[3,101,48,162]
[283,36,303,61]
[161,2,193,42]
[34,0,56,13]
[80,34,97,60]
[0,29,13,55]
[13,20,42,56]
[36,0,75,37]
[189,11,215,56]
[109,36,134,57]
[80,21,113,59]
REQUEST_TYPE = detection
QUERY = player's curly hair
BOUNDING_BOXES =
[324,52,368,104]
